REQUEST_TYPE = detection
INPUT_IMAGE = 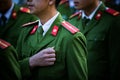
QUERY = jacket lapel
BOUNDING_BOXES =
[0,4,19,36]
[35,14,64,53]
[83,3,106,35]
[83,18,98,34]
[5,4,19,27]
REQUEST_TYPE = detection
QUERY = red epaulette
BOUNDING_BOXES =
[69,11,82,19]
[22,20,39,27]
[105,7,120,16]
[59,0,68,5]
[20,7,30,13]
[0,39,11,49]
[61,21,79,34]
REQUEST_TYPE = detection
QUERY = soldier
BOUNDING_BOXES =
[0,0,56,79]
[69,0,120,80]
[0,0,38,48]
[16,0,88,80]
[0,39,21,80]
[57,0,76,20]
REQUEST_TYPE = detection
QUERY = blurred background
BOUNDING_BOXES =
[12,0,120,11]
[12,0,27,6]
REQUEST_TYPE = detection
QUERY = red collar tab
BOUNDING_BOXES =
[12,11,17,19]
[61,21,79,34]
[59,0,68,5]
[30,25,38,35]
[0,39,11,49]
[51,25,59,36]
[106,7,120,16]
[69,11,81,19]
[95,11,102,20]
[20,7,30,13]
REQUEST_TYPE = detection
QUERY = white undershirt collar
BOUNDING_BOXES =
[38,12,59,36]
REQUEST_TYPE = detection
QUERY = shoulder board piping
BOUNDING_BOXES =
[0,39,11,49]
[61,21,79,34]
[59,0,68,5]
[22,20,39,27]
[105,7,120,16]
[69,11,81,19]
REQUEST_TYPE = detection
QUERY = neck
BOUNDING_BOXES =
[37,7,57,25]
[84,1,99,16]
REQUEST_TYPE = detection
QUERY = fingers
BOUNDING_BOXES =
[45,58,56,66]
[45,53,55,58]
[46,57,56,62]
[46,47,55,53]
[29,47,56,68]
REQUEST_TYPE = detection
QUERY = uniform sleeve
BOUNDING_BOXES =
[109,16,120,80]
[0,46,22,80]
[64,32,88,80]
[16,28,32,79]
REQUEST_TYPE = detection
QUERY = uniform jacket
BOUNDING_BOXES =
[0,39,21,80]
[69,3,120,80]
[17,14,88,80]
[0,4,38,48]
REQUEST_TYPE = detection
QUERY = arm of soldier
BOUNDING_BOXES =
[29,47,56,69]
[109,16,120,80]
[0,42,21,80]
[18,47,56,78]
[64,32,88,80]
[16,29,56,78]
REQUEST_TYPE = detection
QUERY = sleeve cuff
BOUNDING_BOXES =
[19,57,31,78]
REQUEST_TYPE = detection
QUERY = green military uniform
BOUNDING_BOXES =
[0,39,21,80]
[17,14,87,80]
[69,2,120,80]
[57,0,75,20]
[0,4,38,48]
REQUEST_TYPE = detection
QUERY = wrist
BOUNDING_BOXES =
[29,56,36,69]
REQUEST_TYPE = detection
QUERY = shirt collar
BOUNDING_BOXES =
[82,1,102,20]
[0,3,14,22]
[38,12,59,36]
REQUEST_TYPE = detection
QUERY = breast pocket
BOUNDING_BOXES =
[87,33,106,50]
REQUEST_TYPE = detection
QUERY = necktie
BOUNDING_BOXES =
[38,26,44,36]
[0,14,7,26]
[38,26,44,42]
[82,17,90,27]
